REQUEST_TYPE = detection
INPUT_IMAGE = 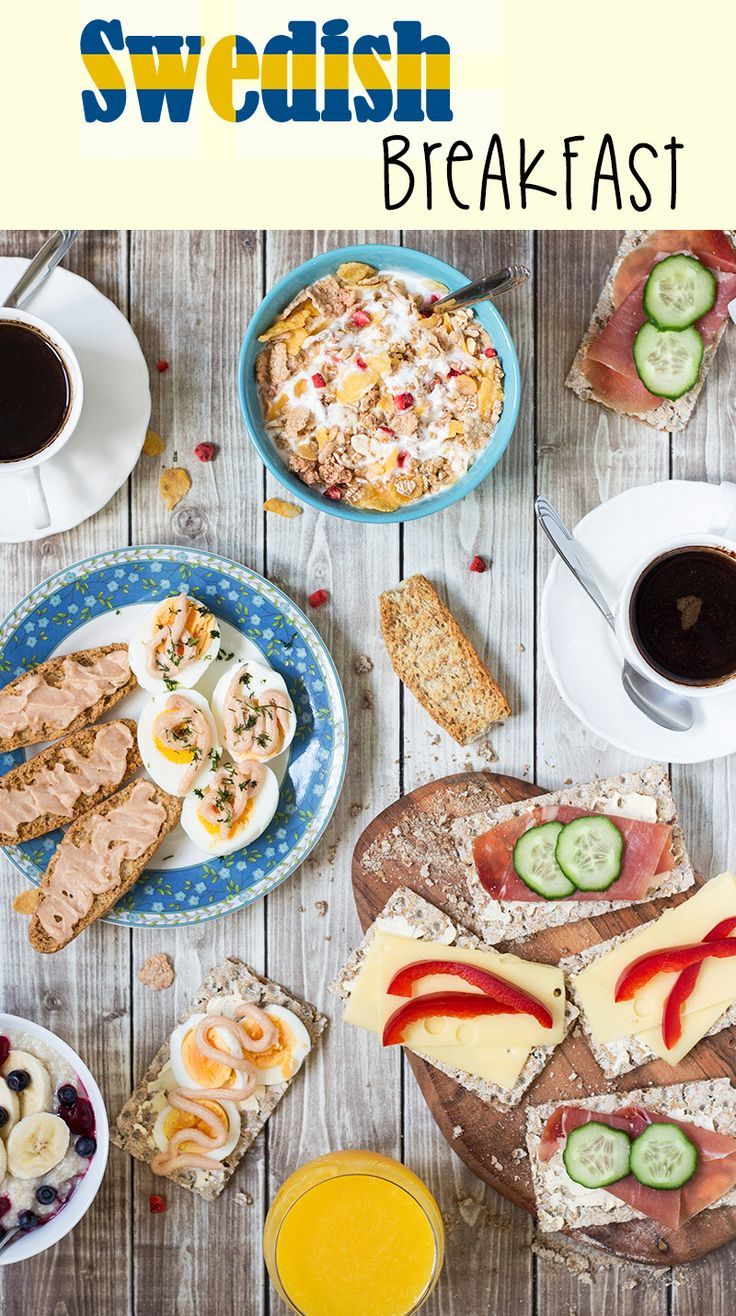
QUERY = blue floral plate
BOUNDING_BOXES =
[0,546,348,928]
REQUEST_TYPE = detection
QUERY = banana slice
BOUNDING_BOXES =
[0,1135,6,1178]
[7,1112,69,1179]
[0,1076,20,1141]
[2,1051,51,1117]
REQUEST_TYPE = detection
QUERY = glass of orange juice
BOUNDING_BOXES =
[263,1149,445,1315]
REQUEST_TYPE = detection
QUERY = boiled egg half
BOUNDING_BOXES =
[181,758,280,857]
[137,689,218,797]
[152,1097,240,1162]
[244,1005,312,1086]
[212,659,295,764]
[129,593,221,695]
[169,1013,245,1091]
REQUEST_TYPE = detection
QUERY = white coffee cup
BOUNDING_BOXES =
[615,482,736,698]
[0,307,84,530]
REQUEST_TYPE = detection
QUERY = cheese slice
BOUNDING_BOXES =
[343,929,565,1087]
[573,872,736,1065]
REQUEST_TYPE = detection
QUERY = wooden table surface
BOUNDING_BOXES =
[0,229,734,1316]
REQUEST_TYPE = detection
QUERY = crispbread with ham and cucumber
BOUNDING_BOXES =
[452,764,693,944]
[567,230,736,430]
[564,872,736,1077]
[527,1080,736,1234]
[332,886,576,1110]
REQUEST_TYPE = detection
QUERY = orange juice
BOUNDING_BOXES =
[263,1150,444,1316]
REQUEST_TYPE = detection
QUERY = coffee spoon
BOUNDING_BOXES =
[2,230,79,310]
[535,496,694,734]
[432,264,530,311]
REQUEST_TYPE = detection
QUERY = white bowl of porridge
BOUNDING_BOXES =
[0,1014,108,1264]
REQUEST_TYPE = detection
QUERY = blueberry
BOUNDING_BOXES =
[75,1136,96,1157]
[18,1211,38,1230]
[35,1185,57,1206]
[7,1070,30,1093]
[0,1108,7,1128]
[57,1085,77,1108]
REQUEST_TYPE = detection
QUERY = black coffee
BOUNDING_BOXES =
[0,321,71,462]
[630,545,736,686]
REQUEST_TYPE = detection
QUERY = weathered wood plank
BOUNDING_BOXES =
[0,230,133,1316]
[400,227,536,1314]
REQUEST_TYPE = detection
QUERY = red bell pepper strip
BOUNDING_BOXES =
[662,916,736,1049]
[382,991,521,1047]
[615,938,736,1003]
[386,959,553,1029]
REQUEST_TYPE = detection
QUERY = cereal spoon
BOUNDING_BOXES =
[0,1227,22,1254]
[433,264,531,311]
[535,496,694,733]
[2,230,79,310]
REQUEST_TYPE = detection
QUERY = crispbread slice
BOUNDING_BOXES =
[562,920,736,1079]
[110,957,327,1200]
[452,764,694,943]
[332,886,575,1110]
[0,718,141,846]
[0,645,137,753]
[566,229,736,431]
[379,574,510,746]
[28,779,181,954]
[526,1079,736,1232]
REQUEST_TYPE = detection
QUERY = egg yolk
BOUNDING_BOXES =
[245,1017,298,1080]
[152,734,197,764]
[199,797,254,840]
[154,598,214,663]
[163,1099,228,1152]
[182,1026,236,1088]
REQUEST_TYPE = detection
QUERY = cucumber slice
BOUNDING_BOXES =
[633,323,704,400]
[563,1121,631,1189]
[512,822,575,899]
[643,254,716,330]
[629,1123,698,1190]
[555,816,623,892]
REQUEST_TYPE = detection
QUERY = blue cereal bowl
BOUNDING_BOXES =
[238,243,521,524]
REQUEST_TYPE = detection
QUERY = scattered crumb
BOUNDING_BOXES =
[519,642,526,652]
[326,844,338,864]
[452,1124,463,1139]
[298,904,306,913]
[314,900,328,917]
[490,1155,503,1172]
[143,428,165,457]
[138,953,174,991]
[349,803,364,818]
[12,887,38,916]
[511,1147,527,1162]
[564,778,573,786]
[362,689,374,710]
[160,467,191,511]
[354,654,374,674]
[234,1190,253,1207]
[474,739,499,765]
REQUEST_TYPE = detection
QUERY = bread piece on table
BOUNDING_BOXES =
[452,763,694,944]
[0,718,141,846]
[111,957,327,1200]
[566,229,736,431]
[0,645,137,753]
[29,779,180,953]
[379,574,510,745]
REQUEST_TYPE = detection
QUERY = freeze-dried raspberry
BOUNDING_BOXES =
[469,555,487,574]
[308,589,329,608]
[194,442,216,463]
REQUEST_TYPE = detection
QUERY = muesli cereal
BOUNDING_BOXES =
[255,263,504,511]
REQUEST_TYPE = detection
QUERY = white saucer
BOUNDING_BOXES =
[541,480,736,764]
[0,258,150,542]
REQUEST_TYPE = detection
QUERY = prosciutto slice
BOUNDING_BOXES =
[581,230,736,413]
[472,805,674,903]
[539,1103,736,1231]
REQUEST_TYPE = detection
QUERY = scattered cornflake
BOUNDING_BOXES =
[314,900,328,917]
[143,428,165,457]
[156,360,170,373]
[160,467,191,511]
[138,953,174,992]
[469,555,487,573]
[308,588,329,608]
[149,1195,167,1214]
[194,442,217,463]
[353,654,373,674]
[264,497,302,520]
[13,887,38,916]
[235,1191,253,1207]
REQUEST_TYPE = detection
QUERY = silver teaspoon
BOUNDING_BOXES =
[535,496,694,734]
[2,230,79,310]
[432,264,530,312]
[0,1227,22,1255]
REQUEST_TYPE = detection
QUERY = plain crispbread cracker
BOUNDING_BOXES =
[332,886,575,1111]
[566,229,736,431]
[28,780,181,954]
[563,919,736,1079]
[379,574,510,746]
[0,645,137,753]
[452,764,694,944]
[526,1079,736,1232]
[111,957,327,1200]
[0,718,141,846]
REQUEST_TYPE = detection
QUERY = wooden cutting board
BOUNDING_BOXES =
[351,770,736,1266]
